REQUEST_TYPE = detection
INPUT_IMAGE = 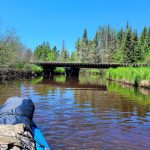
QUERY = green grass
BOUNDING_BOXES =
[54,67,65,74]
[80,69,105,75]
[31,64,43,73]
[106,67,150,86]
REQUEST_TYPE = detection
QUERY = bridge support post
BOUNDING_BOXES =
[43,66,55,78]
[65,67,80,78]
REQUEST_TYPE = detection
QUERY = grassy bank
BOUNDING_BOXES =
[106,67,150,88]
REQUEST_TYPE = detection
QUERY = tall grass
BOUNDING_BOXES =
[54,67,65,74]
[106,67,150,86]
[80,69,106,75]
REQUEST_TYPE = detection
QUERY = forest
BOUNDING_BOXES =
[34,23,150,64]
[0,23,150,73]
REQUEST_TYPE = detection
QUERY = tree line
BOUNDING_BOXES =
[1,23,149,66]
[34,40,70,62]
[34,23,150,64]
[75,24,150,63]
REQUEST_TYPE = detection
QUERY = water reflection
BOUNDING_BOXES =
[0,75,150,149]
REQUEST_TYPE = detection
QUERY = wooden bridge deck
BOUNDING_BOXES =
[32,62,150,68]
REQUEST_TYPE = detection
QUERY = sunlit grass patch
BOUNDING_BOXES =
[106,67,150,87]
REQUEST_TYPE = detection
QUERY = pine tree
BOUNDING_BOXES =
[93,32,100,63]
[93,31,101,63]
[59,40,69,62]
[116,28,124,49]
[74,24,150,64]
[121,28,132,63]
[82,29,88,45]
[143,27,150,53]
[140,27,148,55]
[75,38,82,62]
[131,30,138,63]
[79,29,89,62]
[113,28,124,63]
[70,51,77,62]
[100,26,116,63]
[126,21,129,29]
[87,40,96,63]
[141,27,147,45]
[134,27,147,62]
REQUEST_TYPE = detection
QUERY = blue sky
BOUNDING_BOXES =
[0,0,150,52]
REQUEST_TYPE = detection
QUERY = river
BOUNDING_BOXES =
[0,74,150,150]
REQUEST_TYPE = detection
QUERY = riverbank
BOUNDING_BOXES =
[106,67,150,88]
[0,64,43,82]
[0,69,35,82]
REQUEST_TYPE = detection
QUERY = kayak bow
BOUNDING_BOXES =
[32,123,51,150]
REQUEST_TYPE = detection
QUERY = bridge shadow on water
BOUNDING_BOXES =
[35,75,107,91]
[30,75,150,117]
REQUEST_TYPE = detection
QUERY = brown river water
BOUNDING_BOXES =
[0,75,150,150]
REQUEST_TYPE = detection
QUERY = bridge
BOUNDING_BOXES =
[32,62,149,77]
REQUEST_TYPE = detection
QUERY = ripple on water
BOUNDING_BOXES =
[1,78,150,150]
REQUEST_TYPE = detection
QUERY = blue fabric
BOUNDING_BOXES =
[0,97,35,130]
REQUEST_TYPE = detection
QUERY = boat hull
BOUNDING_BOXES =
[32,123,51,150]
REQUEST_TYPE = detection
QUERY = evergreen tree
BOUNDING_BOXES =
[134,27,147,62]
[113,28,124,63]
[141,27,147,45]
[75,38,82,62]
[93,32,101,63]
[87,40,96,63]
[74,24,150,64]
[59,40,69,62]
[121,28,132,63]
[116,28,124,49]
[82,29,88,45]
[70,51,77,62]
[143,27,150,53]
[126,21,129,29]
[131,30,138,63]
[99,26,116,63]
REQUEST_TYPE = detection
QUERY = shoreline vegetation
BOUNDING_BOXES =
[0,64,43,82]
[0,23,150,83]
[106,67,150,88]
[0,29,43,82]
